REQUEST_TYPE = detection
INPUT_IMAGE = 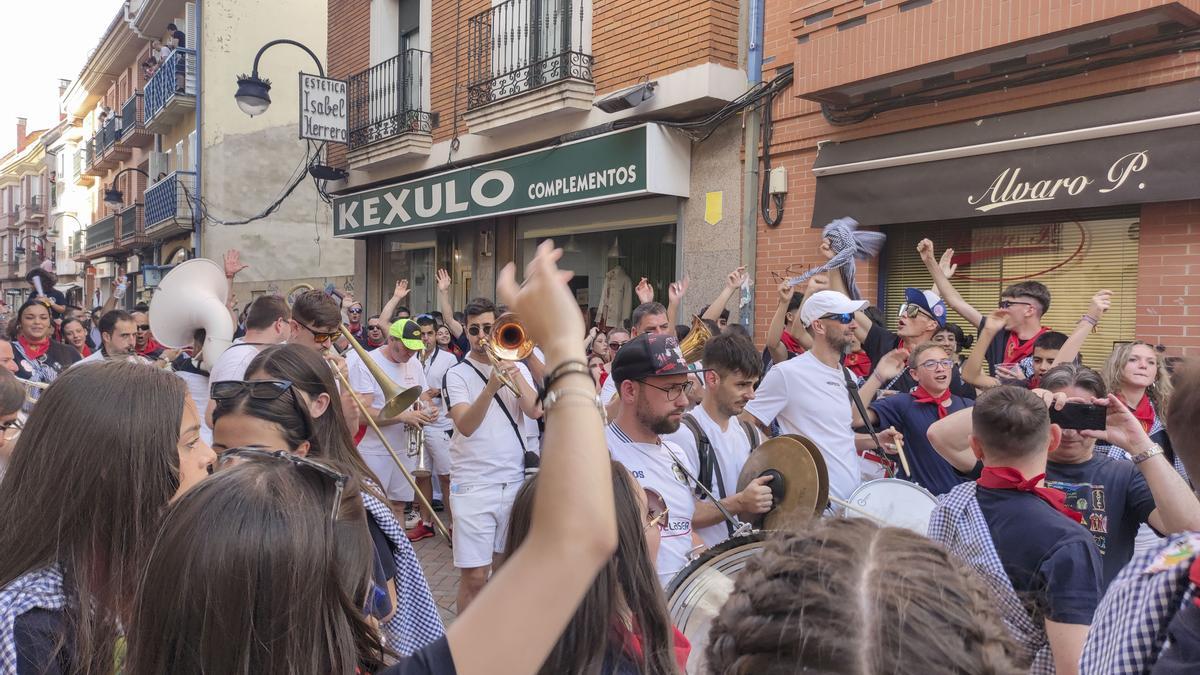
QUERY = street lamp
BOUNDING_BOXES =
[103,167,151,209]
[235,39,325,117]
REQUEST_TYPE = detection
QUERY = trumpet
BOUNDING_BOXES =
[481,313,534,397]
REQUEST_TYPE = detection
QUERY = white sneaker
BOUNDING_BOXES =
[404,509,421,529]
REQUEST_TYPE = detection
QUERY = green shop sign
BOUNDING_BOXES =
[332,124,690,237]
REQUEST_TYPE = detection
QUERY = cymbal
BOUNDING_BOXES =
[736,435,829,531]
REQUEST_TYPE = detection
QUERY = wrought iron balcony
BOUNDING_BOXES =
[145,171,195,237]
[84,214,118,255]
[118,203,148,248]
[71,231,83,258]
[145,48,197,133]
[17,196,46,225]
[467,0,592,110]
[347,49,433,150]
[81,138,103,178]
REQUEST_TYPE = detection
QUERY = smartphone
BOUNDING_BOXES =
[1049,402,1107,431]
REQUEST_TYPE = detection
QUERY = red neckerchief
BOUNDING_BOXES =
[1115,392,1155,434]
[977,466,1083,524]
[137,337,164,356]
[1003,326,1049,364]
[353,424,367,445]
[844,351,871,377]
[781,331,805,355]
[613,620,690,672]
[911,385,952,419]
[598,370,609,387]
[79,344,92,358]
[1029,374,1041,389]
[367,336,385,348]
[17,335,50,360]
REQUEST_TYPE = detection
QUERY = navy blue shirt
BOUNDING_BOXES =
[14,608,70,675]
[378,636,457,674]
[1153,598,1200,674]
[977,487,1103,625]
[870,392,973,495]
[1045,453,1157,589]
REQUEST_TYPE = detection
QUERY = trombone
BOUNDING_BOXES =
[331,324,451,541]
[480,313,534,397]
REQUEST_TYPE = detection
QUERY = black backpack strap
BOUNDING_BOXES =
[680,414,714,502]
[462,360,526,452]
[740,419,760,450]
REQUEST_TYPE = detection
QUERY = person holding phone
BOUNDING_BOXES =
[927,363,1200,588]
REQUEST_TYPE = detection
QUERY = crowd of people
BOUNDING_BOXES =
[0,228,1196,674]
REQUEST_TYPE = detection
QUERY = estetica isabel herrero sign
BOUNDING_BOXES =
[332,125,690,237]
[811,123,1200,226]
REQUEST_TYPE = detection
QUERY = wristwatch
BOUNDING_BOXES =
[1131,443,1165,465]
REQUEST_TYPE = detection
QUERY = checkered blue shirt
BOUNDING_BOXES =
[0,566,68,673]
[1079,532,1200,674]
[360,491,446,656]
[928,482,1055,673]
[1098,408,1189,484]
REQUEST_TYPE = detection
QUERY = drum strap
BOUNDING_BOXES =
[842,366,894,477]
[682,414,725,502]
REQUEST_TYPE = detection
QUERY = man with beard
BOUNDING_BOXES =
[742,290,903,503]
[664,332,772,547]
[73,310,139,366]
[607,332,706,585]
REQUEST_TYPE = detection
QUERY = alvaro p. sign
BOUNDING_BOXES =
[299,73,347,144]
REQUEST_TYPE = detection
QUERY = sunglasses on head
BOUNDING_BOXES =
[466,324,494,337]
[216,448,348,521]
[820,313,854,324]
[210,379,312,437]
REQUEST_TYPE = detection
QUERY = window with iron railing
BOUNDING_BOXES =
[347,49,433,149]
[467,0,592,110]
[145,48,196,124]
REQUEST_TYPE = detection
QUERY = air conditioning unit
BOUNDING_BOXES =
[148,152,168,181]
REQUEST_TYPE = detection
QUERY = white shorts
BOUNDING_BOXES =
[450,481,521,569]
[361,451,416,503]
[423,428,453,477]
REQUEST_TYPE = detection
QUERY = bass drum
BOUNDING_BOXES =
[843,478,938,535]
[666,532,771,674]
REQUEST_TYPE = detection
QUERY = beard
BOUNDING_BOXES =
[636,401,681,435]
[829,331,855,356]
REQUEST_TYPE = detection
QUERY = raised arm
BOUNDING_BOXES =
[918,239,982,328]
[1055,290,1110,367]
[448,240,616,675]
[786,274,829,349]
[378,280,410,334]
[764,281,795,364]
[702,267,746,323]
[961,310,1006,389]
[852,349,909,427]
[436,269,463,338]
[666,274,689,328]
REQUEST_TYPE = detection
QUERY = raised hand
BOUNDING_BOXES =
[726,266,747,289]
[805,272,830,296]
[917,239,937,267]
[819,238,835,261]
[983,308,1007,334]
[393,279,410,300]
[874,348,910,381]
[635,278,654,304]
[939,248,958,279]
[496,239,581,359]
[776,280,795,305]
[668,274,690,305]
[1088,290,1113,321]
[436,268,452,292]
[224,249,248,278]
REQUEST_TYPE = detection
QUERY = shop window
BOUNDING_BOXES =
[382,231,439,317]
[880,217,1139,367]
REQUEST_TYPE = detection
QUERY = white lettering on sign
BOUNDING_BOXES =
[967,151,1148,213]
[299,74,348,144]
[472,170,514,208]
[526,164,639,200]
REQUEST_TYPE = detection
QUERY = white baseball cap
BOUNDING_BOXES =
[800,290,868,327]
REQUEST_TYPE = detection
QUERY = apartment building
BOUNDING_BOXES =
[326,0,752,323]
[755,0,1200,357]
[0,119,52,308]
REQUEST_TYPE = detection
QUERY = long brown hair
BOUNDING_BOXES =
[125,456,389,674]
[706,518,1025,674]
[0,361,187,674]
[504,461,679,675]
[245,344,386,501]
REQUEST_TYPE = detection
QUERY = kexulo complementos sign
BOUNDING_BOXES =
[331,125,691,237]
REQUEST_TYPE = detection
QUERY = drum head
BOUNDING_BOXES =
[736,435,829,531]
[666,532,770,675]
[844,478,938,535]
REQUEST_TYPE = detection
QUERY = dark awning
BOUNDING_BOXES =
[810,81,1200,226]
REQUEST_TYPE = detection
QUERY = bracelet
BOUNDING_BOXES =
[540,360,591,401]
[1080,315,1098,326]
[542,387,606,421]
[1131,443,1164,465]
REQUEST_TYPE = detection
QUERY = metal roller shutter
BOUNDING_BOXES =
[879,215,1139,369]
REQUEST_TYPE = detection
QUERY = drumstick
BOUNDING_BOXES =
[828,496,887,524]
[894,435,911,479]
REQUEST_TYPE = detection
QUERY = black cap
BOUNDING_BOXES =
[612,333,701,384]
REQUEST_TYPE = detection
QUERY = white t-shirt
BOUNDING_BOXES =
[663,405,757,548]
[175,370,213,445]
[71,349,107,368]
[743,351,861,502]
[607,422,697,587]
[600,371,618,405]
[422,347,458,433]
[524,347,544,443]
[347,347,427,457]
[444,357,531,485]
[208,339,266,384]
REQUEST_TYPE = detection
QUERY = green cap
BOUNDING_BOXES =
[389,318,425,351]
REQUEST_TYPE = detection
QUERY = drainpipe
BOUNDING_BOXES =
[739,0,765,333]
[191,1,203,260]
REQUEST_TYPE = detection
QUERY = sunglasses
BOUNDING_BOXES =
[998,300,1034,310]
[897,303,934,320]
[466,324,494,337]
[608,340,628,350]
[294,318,340,343]
[137,324,151,331]
[638,379,695,402]
[348,308,362,314]
[216,448,348,521]
[367,324,382,331]
[820,313,855,324]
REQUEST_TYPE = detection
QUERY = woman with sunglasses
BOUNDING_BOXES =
[132,240,615,675]
[0,361,214,673]
[504,461,686,674]
[8,299,81,390]
[211,344,444,655]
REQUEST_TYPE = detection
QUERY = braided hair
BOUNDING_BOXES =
[705,518,1025,674]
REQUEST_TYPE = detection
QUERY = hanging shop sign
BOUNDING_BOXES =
[299,73,348,144]
[332,125,690,237]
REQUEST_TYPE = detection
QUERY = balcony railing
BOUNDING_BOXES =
[145,171,195,233]
[467,0,592,109]
[115,92,151,149]
[118,203,146,246]
[71,232,83,258]
[72,148,81,182]
[85,214,117,254]
[145,48,197,126]
[97,116,118,153]
[347,50,433,150]
[19,196,46,224]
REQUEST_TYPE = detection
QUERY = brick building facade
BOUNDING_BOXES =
[756,0,1200,357]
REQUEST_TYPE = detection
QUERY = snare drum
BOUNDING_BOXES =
[843,478,938,535]
[666,532,770,674]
